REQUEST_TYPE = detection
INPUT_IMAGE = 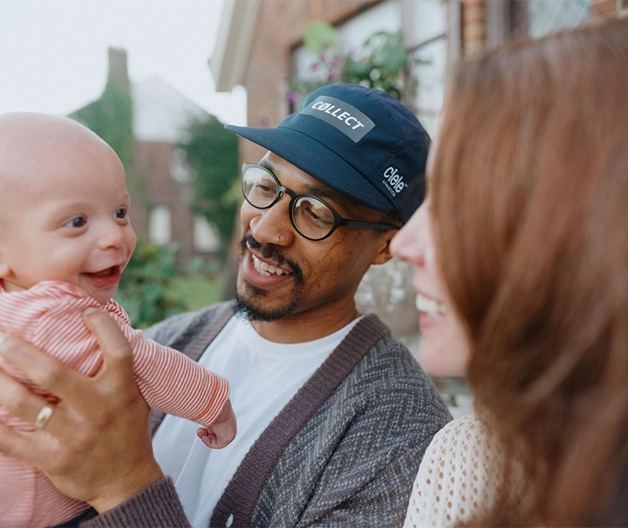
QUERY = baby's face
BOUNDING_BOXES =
[0,114,137,304]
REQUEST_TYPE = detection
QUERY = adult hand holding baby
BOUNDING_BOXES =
[0,308,163,514]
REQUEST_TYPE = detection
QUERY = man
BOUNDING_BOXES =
[0,84,450,527]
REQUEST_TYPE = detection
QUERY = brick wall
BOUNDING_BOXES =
[129,141,196,268]
[459,0,624,59]
[590,0,621,17]
[461,0,486,58]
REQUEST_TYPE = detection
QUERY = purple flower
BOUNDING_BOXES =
[287,92,298,106]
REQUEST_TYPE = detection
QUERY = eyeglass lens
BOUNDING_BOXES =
[242,165,337,240]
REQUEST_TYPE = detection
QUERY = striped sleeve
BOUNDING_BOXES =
[107,301,230,427]
[0,282,229,429]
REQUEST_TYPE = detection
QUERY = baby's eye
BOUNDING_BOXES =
[115,208,127,219]
[66,216,86,228]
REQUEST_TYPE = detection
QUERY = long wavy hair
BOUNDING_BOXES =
[431,16,628,527]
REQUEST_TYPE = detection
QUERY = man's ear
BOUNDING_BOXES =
[370,230,397,266]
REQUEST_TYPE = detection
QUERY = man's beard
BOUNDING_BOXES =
[235,292,298,322]
[236,234,304,322]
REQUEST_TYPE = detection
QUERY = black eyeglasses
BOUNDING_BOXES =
[241,163,398,241]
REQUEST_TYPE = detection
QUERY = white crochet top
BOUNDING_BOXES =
[403,414,501,528]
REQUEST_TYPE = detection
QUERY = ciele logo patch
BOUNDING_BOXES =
[382,166,407,197]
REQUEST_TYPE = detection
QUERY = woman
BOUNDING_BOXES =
[392,16,628,527]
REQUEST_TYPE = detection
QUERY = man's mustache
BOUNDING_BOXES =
[240,234,304,283]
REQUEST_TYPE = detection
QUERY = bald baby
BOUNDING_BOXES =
[0,113,236,527]
[0,112,134,303]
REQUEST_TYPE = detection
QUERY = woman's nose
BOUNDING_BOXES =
[390,202,429,266]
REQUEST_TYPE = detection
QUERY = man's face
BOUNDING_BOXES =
[236,152,394,323]
[0,125,137,304]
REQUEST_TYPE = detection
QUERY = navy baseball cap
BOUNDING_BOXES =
[225,84,430,223]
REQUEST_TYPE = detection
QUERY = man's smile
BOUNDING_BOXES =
[241,234,303,283]
[251,254,289,276]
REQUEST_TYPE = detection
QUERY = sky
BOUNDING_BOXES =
[0,0,247,125]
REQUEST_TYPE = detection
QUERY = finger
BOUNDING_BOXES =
[200,436,215,449]
[196,427,209,438]
[197,428,216,449]
[0,369,55,431]
[82,309,134,381]
[0,421,45,464]
[0,421,70,486]
[0,332,86,401]
[82,309,145,413]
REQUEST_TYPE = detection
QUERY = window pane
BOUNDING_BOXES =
[412,36,447,138]
[292,1,400,88]
[148,205,172,246]
[193,215,220,252]
[338,1,400,50]
[405,0,447,47]
[529,0,590,38]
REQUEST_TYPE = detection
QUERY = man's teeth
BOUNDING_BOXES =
[252,254,286,277]
[416,294,448,315]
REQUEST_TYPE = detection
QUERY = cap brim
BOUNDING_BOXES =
[225,124,393,212]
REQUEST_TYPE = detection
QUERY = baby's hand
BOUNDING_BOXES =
[196,398,237,449]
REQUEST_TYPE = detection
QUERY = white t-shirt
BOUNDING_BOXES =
[153,314,362,528]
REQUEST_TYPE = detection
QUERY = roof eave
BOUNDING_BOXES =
[209,0,261,92]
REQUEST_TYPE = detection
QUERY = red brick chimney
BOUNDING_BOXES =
[107,47,130,90]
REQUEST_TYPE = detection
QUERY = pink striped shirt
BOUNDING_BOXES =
[0,280,230,528]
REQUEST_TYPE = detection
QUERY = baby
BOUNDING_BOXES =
[0,112,236,528]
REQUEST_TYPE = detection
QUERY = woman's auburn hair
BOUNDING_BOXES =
[431,16,628,527]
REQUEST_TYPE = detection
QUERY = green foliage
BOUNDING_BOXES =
[69,76,134,169]
[303,20,339,53]
[115,240,186,328]
[289,21,414,106]
[167,274,222,312]
[343,30,409,100]
[178,115,239,262]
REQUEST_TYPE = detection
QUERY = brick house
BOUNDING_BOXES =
[211,0,626,140]
[208,0,627,348]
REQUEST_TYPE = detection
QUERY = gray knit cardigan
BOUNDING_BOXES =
[82,302,451,528]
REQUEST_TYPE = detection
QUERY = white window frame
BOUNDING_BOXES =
[487,0,593,45]
[148,205,172,246]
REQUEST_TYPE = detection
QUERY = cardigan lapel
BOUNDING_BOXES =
[210,314,390,528]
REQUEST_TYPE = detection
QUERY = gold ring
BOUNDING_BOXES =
[34,405,54,429]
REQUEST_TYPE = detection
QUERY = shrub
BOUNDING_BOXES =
[116,240,186,328]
